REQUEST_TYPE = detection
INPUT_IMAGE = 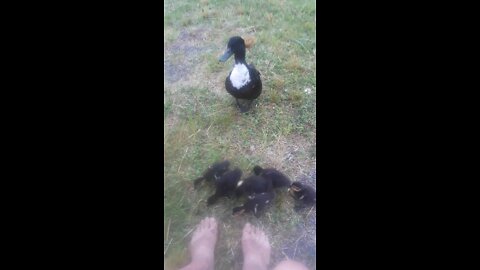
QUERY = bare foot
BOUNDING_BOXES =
[272,260,309,270]
[241,223,271,270]
[180,217,218,270]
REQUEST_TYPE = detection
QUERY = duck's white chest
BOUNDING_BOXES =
[229,64,251,89]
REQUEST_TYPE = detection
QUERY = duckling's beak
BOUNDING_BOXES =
[291,186,301,192]
[219,48,233,62]
[288,187,300,197]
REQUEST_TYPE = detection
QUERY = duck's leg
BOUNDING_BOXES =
[236,98,248,113]
[239,100,254,113]
[235,98,242,108]
[245,100,254,112]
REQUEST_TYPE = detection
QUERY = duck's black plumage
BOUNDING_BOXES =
[207,168,243,205]
[232,191,274,218]
[288,181,316,210]
[253,166,291,188]
[193,160,231,188]
[235,175,273,197]
[219,36,262,112]
[224,65,262,100]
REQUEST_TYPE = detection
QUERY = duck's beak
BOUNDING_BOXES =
[219,48,233,62]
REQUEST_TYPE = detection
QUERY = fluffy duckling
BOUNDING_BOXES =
[288,181,316,210]
[193,160,231,188]
[232,191,274,218]
[253,165,291,188]
[235,175,273,197]
[207,168,243,206]
[219,36,262,113]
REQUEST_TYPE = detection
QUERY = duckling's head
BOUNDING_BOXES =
[288,181,304,197]
[253,165,264,175]
[213,160,230,171]
[243,36,256,49]
[219,36,245,62]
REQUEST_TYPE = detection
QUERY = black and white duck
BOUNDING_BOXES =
[219,36,262,113]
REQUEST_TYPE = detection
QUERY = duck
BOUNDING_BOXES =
[235,175,273,197]
[288,181,316,210]
[253,165,292,188]
[193,160,231,189]
[232,191,274,218]
[219,36,262,113]
[207,168,243,206]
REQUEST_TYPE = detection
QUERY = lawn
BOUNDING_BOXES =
[164,0,316,269]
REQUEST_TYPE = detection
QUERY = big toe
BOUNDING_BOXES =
[242,223,253,236]
[205,217,217,233]
[191,217,217,242]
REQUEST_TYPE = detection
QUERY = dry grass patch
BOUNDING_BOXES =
[271,75,285,91]
[285,55,304,72]
[266,12,274,22]
[287,88,304,106]
[235,6,244,15]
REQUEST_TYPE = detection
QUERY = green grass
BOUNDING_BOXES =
[164,0,316,269]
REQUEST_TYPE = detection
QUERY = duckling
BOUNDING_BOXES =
[193,160,231,188]
[207,168,243,206]
[219,36,262,113]
[235,175,273,197]
[243,36,256,49]
[253,165,291,188]
[232,191,274,218]
[288,181,316,210]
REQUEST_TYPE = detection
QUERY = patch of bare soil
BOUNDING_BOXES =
[164,27,211,84]
[164,26,231,101]
[164,27,222,130]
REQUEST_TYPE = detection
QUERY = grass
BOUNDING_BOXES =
[164,0,316,269]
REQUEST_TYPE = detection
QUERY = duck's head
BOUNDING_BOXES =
[219,36,245,62]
